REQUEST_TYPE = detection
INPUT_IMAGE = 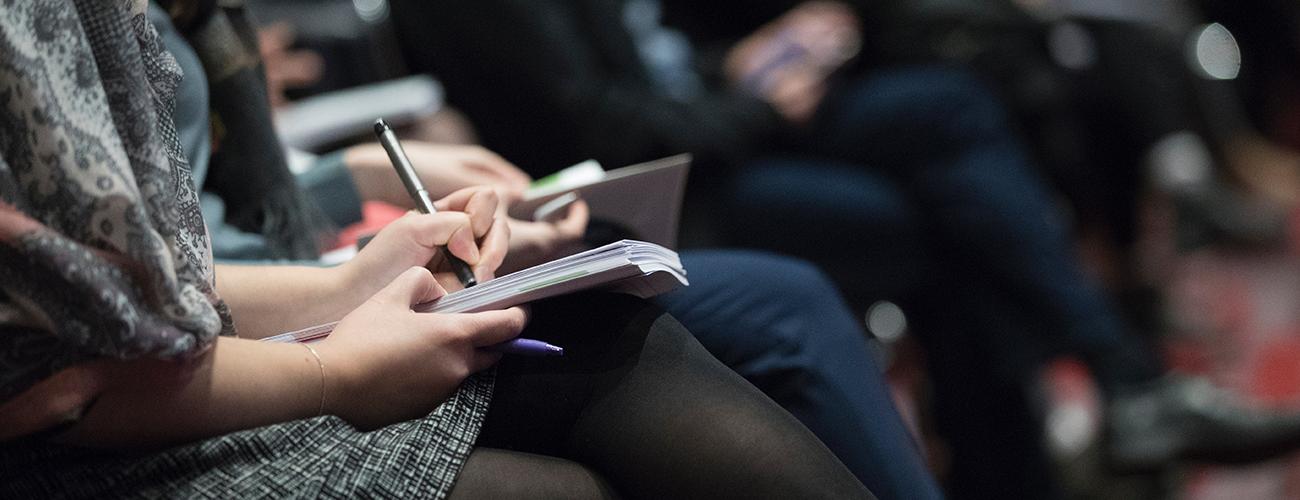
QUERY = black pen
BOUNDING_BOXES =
[373,118,478,288]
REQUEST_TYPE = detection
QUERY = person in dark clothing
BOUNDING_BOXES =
[390,0,1300,497]
[0,2,878,498]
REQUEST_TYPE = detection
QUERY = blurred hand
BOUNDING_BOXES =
[724,1,861,124]
[501,199,591,275]
[257,23,325,108]
[346,142,533,208]
[316,267,527,429]
[343,187,509,296]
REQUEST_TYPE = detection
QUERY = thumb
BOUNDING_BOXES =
[375,266,447,307]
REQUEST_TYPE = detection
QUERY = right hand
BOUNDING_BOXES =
[316,267,528,430]
[345,143,533,208]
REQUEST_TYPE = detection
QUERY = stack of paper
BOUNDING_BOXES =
[263,240,688,343]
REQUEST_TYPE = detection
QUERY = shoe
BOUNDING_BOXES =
[1106,375,1300,470]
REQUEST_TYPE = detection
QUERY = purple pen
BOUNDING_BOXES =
[488,338,564,356]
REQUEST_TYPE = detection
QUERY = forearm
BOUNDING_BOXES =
[343,143,416,208]
[216,264,365,339]
[56,337,326,449]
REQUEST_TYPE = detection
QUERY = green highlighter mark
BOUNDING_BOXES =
[518,270,590,293]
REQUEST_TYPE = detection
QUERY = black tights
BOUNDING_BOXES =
[448,294,873,499]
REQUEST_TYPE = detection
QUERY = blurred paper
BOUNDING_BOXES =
[510,154,691,249]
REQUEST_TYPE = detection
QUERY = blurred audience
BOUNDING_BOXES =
[384,0,1300,497]
[234,0,1300,497]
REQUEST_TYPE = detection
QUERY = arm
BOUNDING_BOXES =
[40,269,525,449]
[214,264,359,339]
[3,189,521,448]
[342,142,532,209]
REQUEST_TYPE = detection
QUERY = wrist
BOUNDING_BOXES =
[306,340,356,420]
[329,261,374,314]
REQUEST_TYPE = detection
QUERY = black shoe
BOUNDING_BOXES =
[1107,375,1300,470]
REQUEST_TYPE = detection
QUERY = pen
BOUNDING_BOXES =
[373,118,477,288]
[488,338,565,357]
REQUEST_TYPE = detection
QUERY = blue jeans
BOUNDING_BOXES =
[659,250,943,500]
[713,66,1160,498]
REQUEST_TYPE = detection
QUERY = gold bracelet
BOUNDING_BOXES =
[301,343,326,417]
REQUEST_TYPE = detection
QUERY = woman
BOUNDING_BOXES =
[0,1,871,498]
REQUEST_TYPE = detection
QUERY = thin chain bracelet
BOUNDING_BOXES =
[301,343,326,416]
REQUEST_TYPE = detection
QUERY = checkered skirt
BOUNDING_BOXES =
[0,373,493,499]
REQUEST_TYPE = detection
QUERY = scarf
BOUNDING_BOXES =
[0,0,231,404]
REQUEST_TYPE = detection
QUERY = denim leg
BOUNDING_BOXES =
[656,250,943,500]
[716,157,935,304]
[808,66,1158,385]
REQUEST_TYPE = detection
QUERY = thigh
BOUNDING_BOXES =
[477,293,872,499]
[716,156,934,299]
[449,448,618,500]
[807,65,1013,169]
[656,251,944,500]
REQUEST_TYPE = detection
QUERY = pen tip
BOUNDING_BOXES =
[373,118,390,136]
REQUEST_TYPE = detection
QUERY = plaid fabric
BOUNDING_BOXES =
[0,372,493,499]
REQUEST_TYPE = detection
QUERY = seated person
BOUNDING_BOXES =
[154,1,940,498]
[391,0,1300,495]
[0,2,874,498]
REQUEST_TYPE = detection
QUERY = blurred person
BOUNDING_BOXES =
[390,0,1300,496]
[155,2,945,498]
[0,1,882,498]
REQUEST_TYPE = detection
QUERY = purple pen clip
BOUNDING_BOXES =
[488,338,565,357]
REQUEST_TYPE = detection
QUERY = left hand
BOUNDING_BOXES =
[342,187,509,298]
[500,198,591,275]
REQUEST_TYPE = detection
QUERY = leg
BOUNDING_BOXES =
[715,157,935,305]
[449,448,619,500]
[657,250,942,500]
[809,66,1160,388]
[475,293,874,499]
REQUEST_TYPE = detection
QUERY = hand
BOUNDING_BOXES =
[343,187,510,299]
[345,142,533,208]
[256,23,325,108]
[724,1,860,124]
[501,199,591,274]
[315,267,528,429]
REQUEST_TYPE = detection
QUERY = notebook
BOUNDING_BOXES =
[509,154,691,249]
[262,240,688,343]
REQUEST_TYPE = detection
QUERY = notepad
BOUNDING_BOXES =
[509,155,691,249]
[262,240,688,343]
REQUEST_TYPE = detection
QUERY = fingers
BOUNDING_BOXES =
[448,306,530,347]
[394,211,481,265]
[434,187,501,236]
[376,266,447,306]
[552,199,590,238]
[469,351,504,373]
[473,216,510,282]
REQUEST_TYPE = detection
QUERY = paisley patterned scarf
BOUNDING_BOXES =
[0,0,232,407]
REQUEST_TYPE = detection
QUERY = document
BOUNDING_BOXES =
[263,239,688,343]
[509,155,691,249]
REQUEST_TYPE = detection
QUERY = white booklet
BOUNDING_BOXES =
[509,154,691,249]
[263,240,688,343]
